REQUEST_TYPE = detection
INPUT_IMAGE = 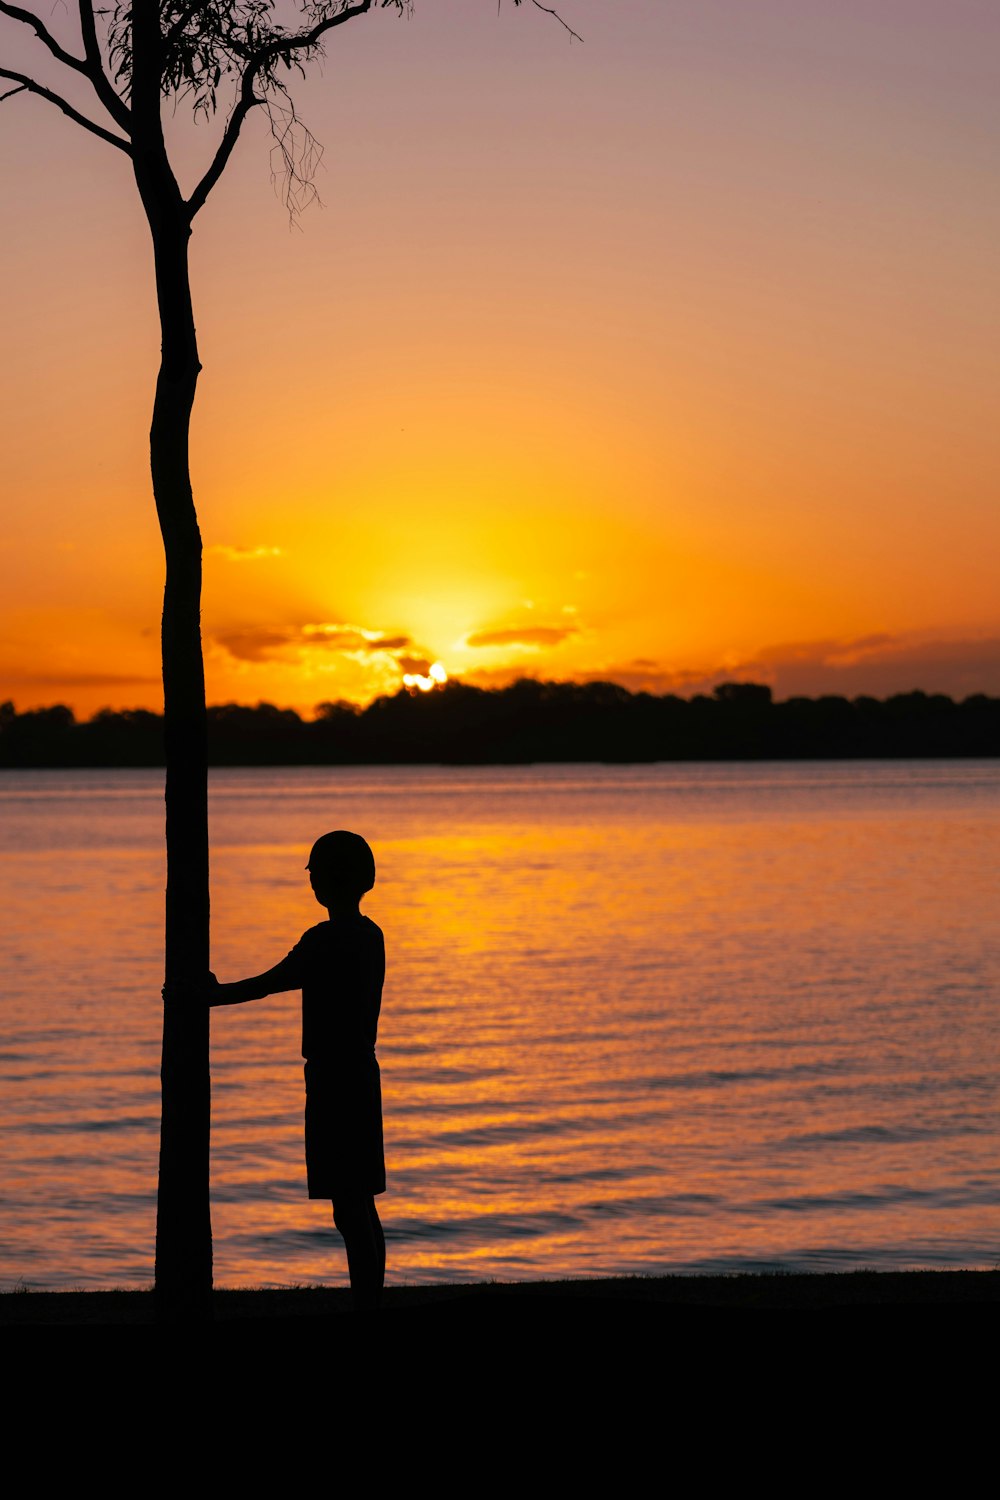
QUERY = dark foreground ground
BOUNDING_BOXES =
[3,1270,996,1326]
[8,1274,997,1435]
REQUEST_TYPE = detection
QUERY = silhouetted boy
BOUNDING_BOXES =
[208,830,386,1308]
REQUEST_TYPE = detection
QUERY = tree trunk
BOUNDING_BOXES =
[128,2,213,1321]
[146,201,213,1321]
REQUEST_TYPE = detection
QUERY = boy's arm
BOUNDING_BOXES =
[209,952,302,1007]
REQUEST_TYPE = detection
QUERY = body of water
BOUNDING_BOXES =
[1,761,998,1289]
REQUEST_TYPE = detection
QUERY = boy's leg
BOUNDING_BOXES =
[333,1195,382,1309]
[369,1198,386,1293]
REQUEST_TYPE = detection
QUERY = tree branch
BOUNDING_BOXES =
[241,0,374,74]
[0,2,86,71]
[164,0,205,51]
[185,86,258,218]
[78,0,132,131]
[0,65,132,151]
[528,1,583,44]
[0,2,132,133]
[184,0,578,220]
[186,0,373,219]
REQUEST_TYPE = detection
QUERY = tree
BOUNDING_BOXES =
[1,0,578,1319]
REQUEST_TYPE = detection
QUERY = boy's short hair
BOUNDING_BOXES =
[307,830,376,894]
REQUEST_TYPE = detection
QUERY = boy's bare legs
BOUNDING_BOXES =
[333,1196,385,1310]
[370,1199,386,1291]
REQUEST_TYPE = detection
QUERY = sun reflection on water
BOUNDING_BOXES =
[1,762,999,1289]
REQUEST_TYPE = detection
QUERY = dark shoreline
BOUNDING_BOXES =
[4,681,999,767]
[3,1271,997,1325]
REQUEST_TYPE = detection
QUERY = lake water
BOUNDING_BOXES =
[1,761,998,1290]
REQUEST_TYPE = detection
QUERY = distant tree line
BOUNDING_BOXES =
[2,680,999,767]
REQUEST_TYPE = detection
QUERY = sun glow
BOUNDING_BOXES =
[403,661,448,693]
[2,5,999,717]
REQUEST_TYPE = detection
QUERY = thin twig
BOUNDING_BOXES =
[529,0,583,43]
[265,91,324,225]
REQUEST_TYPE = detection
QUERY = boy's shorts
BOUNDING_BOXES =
[304,1057,386,1199]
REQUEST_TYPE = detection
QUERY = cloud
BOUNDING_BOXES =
[581,635,1000,701]
[754,635,896,669]
[208,620,1000,703]
[368,635,411,652]
[466,624,580,650]
[572,660,718,696]
[757,633,1000,700]
[214,621,416,664]
[210,622,446,704]
[301,625,413,653]
[0,669,160,689]
[207,545,283,562]
[212,627,301,663]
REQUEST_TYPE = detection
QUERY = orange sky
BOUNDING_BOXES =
[2,1,999,716]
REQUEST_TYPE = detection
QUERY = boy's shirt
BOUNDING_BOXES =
[276,914,385,1063]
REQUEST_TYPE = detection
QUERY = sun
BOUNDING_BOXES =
[402,661,449,693]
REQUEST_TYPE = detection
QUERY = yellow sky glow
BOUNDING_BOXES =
[2,1,999,715]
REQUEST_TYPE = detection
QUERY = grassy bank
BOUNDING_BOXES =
[3,1270,996,1325]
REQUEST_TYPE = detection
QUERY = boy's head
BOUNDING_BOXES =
[307,830,376,906]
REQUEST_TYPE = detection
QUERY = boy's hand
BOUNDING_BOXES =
[161,973,221,1005]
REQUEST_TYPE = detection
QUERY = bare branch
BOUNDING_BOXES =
[0,2,86,71]
[78,0,131,131]
[241,0,374,74]
[0,65,132,151]
[185,83,259,218]
[186,0,373,219]
[265,91,324,224]
[180,0,577,221]
[528,1,583,44]
[0,3,132,133]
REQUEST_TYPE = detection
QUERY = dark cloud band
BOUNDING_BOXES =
[466,624,579,649]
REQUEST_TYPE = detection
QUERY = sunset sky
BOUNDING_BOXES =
[1,0,998,716]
